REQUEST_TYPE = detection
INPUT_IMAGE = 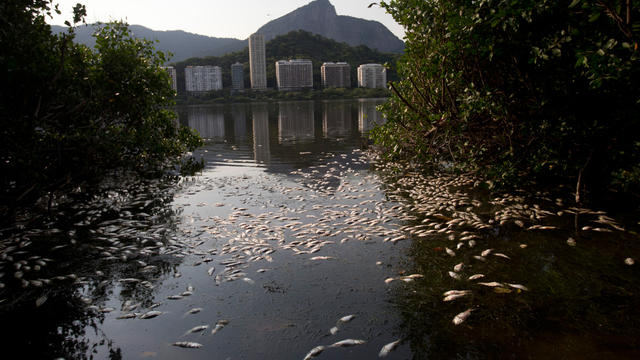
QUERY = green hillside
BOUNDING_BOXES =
[171,30,400,94]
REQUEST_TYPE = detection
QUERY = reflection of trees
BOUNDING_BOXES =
[278,101,314,143]
[322,100,352,138]
[358,99,386,134]
[252,103,271,164]
[187,105,225,139]
[387,199,640,358]
[0,175,186,359]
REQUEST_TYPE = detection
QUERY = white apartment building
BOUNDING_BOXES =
[275,59,313,91]
[184,66,222,93]
[321,62,351,88]
[357,63,387,89]
[161,66,178,92]
[249,33,267,90]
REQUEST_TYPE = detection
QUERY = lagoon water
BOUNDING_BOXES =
[1,99,639,359]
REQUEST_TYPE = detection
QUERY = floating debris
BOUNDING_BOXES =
[625,258,635,266]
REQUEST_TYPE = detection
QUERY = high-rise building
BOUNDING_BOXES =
[231,62,244,90]
[185,66,222,93]
[357,64,387,89]
[275,59,313,91]
[321,62,351,88]
[161,66,178,92]
[249,34,267,90]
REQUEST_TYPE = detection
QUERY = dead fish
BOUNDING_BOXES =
[256,268,270,273]
[384,277,396,284]
[468,274,485,281]
[478,281,504,287]
[116,313,138,319]
[242,277,255,284]
[329,326,339,335]
[185,308,202,316]
[303,345,325,360]
[445,247,456,257]
[183,325,208,336]
[167,295,183,300]
[139,310,163,319]
[473,255,486,262]
[453,263,464,272]
[443,291,471,302]
[493,253,511,260]
[310,256,334,261]
[448,271,461,280]
[339,314,355,323]
[625,258,635,266]
[329,339,366,347]
[480,249,493,257]
[378,339,401,357]
[207,267,215,276]
[172,341,202,348]
[35,295,47,307]
[506,283,529,291]
[211,319,229,334]
[452,308,475,325]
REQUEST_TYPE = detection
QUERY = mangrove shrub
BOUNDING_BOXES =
[373,0,640,200]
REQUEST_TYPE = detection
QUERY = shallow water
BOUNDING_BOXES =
[1,99,639,359]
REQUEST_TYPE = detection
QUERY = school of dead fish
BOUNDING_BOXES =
[0,147,636,357]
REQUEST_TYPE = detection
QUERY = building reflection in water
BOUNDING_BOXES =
[278,101,314,143]
[251,103,270,164]
[231,105,247,140]
[187,106,225,139]
[322,100,352,138]
[358,99,386,134]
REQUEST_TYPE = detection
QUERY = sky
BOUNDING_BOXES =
[48,0,405,40]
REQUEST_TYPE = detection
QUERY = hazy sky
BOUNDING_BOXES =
[48,0,405,40]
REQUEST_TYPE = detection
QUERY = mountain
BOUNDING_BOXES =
[50,24,246,62]
[171,30,401,94]
[255,0,404,53]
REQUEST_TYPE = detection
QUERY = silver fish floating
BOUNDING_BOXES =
[329,326,339,335]
[139,310,163,319]
[172,341,202,348]
[468,274,485,281]
[378,339,401,357]
[506,283,529,291]
[329,339,366,347]
[303,345,325,360]
[183,325,209,336]
[338,314,355,323]
[185,308,203,315]
[448,271,461,280]
[211,319,229,334]
[452,308,475,325]
[453,263,464,272]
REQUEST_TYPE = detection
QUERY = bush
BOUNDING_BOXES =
[0,1,202,216]
[373,0,640,199]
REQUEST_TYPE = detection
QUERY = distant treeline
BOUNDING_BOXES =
[170,30,400,94]
[175,87,390,105]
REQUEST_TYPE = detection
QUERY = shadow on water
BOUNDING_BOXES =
[0,174,189,359]
[374,165,640,359]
